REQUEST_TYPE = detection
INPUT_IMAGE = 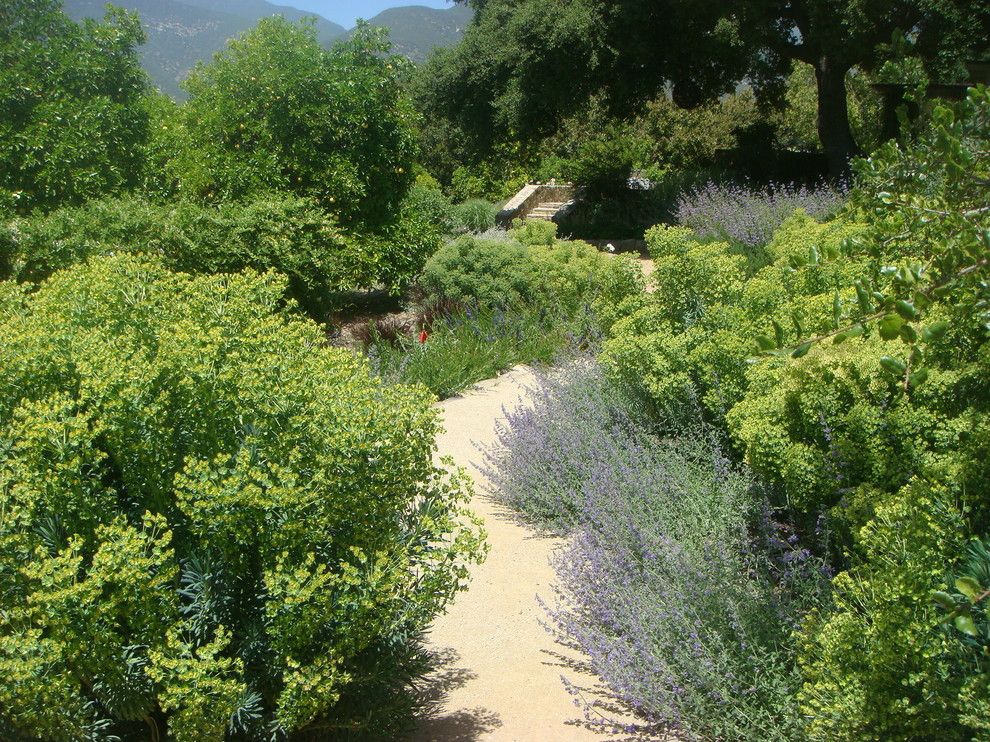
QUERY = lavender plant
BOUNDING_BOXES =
[676,180,847,249]
[486,360,823,739]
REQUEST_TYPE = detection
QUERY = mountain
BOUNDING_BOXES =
[348,4,473,62]
[176,0,345,45]
[60,1,471,97]
[62,0,345,98]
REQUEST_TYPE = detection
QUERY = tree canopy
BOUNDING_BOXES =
[430,0,990,176]
[175,19,418,229]
[0,0,149,212]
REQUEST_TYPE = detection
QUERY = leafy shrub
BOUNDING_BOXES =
[485,360,822,739]
[175,21,416,230]
[636,91,759,171]
[556,128,646,197]
[601,88,990,739]
[446,156,531,203]
[419,236,532,308]
[603,213,870,430]
[798,481,973,741]
[508,217,557,246]
[0,255,483,740]
[402,181,456,236]
[453,199,499,234]
[0,1,150,212]
[419,236,643,320]
[5,194,437,315]
[725,332,980,522]
[676,180,848,248]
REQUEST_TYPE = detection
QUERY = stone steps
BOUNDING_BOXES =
[526,201,569,220]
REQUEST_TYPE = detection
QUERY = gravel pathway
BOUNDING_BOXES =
[409,367,643,742]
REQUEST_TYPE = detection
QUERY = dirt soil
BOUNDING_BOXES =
[409,367,655,742]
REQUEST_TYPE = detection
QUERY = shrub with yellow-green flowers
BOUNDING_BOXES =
[600,89,990,738]
[0,255,485,741]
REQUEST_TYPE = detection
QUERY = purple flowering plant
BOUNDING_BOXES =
[485,360,825,739]
[676,180,848,249]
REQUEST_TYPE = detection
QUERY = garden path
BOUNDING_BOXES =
[410,367,639,741]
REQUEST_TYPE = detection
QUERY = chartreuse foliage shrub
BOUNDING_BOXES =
[797,479,973,741]
[602,214,869,428]
[0,0,150,213]
[3,194,441,314]
[601,88,990,737]
[0,255,484,741]
[419,235,642,322]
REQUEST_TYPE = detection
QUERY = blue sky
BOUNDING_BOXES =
[288,0,453,28]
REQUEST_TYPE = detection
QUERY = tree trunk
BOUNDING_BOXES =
[815,59,858,181]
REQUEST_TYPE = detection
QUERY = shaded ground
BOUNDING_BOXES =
[410,368,661,741]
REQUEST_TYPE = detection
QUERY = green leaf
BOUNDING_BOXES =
[755,335,775,352]
[955,613,979,636]
[879,314,905,340]
[933,590,957,611]
[832,292,842,329]
[791,342,812,359]
[909,368,929,389]
[773,320,785,348]
[833,332,848,345]
[855,282,872,314]
[900,324,918,343]
[922,321,949,343]
[791,311,804,338]
[880,356,906,376]
[956,576,983,601]
[895,300,918,320]
[897,266,915,286]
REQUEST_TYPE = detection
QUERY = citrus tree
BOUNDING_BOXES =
[177,19,418,230]
[0,0,150,212]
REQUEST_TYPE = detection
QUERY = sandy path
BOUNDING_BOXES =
[409,367,629,742]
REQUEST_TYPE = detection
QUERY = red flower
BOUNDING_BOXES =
[418,329,429,344]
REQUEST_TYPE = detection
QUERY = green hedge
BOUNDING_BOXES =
[419,235,643,324]
[4,194,440,316]
[0,255,483,740]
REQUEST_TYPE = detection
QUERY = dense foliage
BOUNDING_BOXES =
[419,232,642,321]
[3,195,386,314]
[0,0,150,212]
[441,0,989,175]
[596,88,990,737]
[0,255,483,740]
[0,3,442,314]
[173,19,417,230]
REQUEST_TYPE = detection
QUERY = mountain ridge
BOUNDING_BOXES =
[346,5,473,62]
[61,0,472,98]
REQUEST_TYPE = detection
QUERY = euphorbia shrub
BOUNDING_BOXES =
[0,256,483,740]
